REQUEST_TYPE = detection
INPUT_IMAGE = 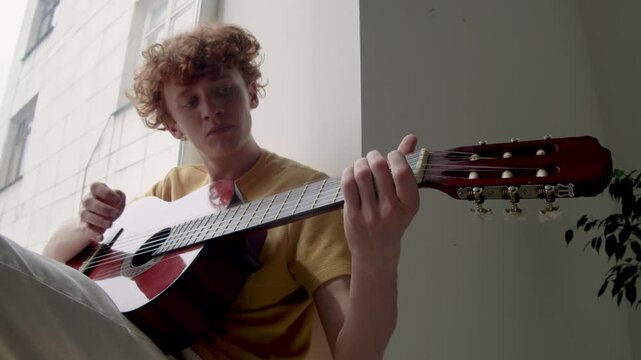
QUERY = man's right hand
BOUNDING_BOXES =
[44,182,126,263]
[79,182,126,242]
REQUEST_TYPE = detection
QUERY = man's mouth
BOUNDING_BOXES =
[207,124,233,136]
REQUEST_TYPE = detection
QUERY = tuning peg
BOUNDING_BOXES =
[538,185,561,222]
[469,187,492,220]
[538,204,561,222]
[470,202,493,221]
[504,205,527,221]
[503,186,526,220]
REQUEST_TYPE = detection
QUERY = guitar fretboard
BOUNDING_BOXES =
[153,150,427,256]
[153,178,345,255]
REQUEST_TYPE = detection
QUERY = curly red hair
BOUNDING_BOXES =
[130,24,265,130]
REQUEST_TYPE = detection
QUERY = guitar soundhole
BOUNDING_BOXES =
[131,227,171,267]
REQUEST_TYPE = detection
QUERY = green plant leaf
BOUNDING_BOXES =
[597,281,609,296]
[625,283,637,305]
[565,229,574,245]
[614,169,625,179]
[615,244,627,261]
[620,266,637,282]
[617,291,624,306]
[577,215,589,228]
[585,220,598,232]
[604,218,620,235]
[606,235,617,259]
[596,237,602,252]
[634,198,641,220]
[620,224,632,243]
[631,241,641,258]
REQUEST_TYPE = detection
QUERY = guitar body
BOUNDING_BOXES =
[68,186,264,353]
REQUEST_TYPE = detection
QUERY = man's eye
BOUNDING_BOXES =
[183,98,198,109]
[215,86,233,97]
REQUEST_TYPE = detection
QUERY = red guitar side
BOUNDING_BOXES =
[68,136,612,353]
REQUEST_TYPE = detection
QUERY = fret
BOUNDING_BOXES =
[256,195,278,224]
[186,217,206,246]
[236,198,260,231]
[203,211,223,240]
[272,191,291,223]
[213,208,233,238]
[331,180,342,203]
[194,215,210,244]
[221,205,241,236]
[166,221,188,251]
[176,219,196,249]
[291,184,309,215]
[195,215,210,243]
[319,181,339,207]
[311,179,326,210]
[277,188,300,221]
[230,202,250,232]
[267,193,291,224]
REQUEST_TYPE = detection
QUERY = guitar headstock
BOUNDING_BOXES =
[408,136,612,217]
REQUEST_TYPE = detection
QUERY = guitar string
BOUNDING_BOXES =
[81,163,558,271]
[81,180,544,276]
[80,152,509,264]
[83,182,348,270]
[79,149,569,270]
[79,151,558,269]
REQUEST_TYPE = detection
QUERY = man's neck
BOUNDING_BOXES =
[202,139,263,181]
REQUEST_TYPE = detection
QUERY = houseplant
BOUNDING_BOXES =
[565,169,641,308]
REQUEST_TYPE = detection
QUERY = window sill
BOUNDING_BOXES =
[0,176,23,193]
[22,26,54,61]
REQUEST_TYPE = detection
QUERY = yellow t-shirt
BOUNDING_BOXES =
[142,150,351,359]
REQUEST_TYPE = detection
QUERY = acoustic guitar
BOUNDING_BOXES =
[68,135,612,353]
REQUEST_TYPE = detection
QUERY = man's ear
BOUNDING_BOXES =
[248,82,259,109]
[166,122,185,140]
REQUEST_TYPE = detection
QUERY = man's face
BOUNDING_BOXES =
[162,67,258,159]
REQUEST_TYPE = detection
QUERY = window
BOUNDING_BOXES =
[117,0,201,107]
[24,0,60,57]
[140,0,199,62]
[0,95,37,189]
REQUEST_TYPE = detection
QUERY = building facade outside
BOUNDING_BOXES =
[0,0,220,252]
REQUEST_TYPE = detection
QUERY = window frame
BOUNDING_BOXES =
[0,95,38,191]
[24,0,60,59]
[116,0,201,109]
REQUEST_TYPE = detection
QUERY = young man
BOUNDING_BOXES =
[42,24,420,359]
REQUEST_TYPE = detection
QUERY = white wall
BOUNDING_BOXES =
[218,0,361,178]
[360,0,632,359]
[578,1,641,359]
[579,0,641,172]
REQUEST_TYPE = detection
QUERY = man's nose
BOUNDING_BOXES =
[201,100,224,120]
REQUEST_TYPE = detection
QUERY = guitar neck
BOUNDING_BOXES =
[153,177,345,255]
[153,135,612,256]
[153,150,430,256]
